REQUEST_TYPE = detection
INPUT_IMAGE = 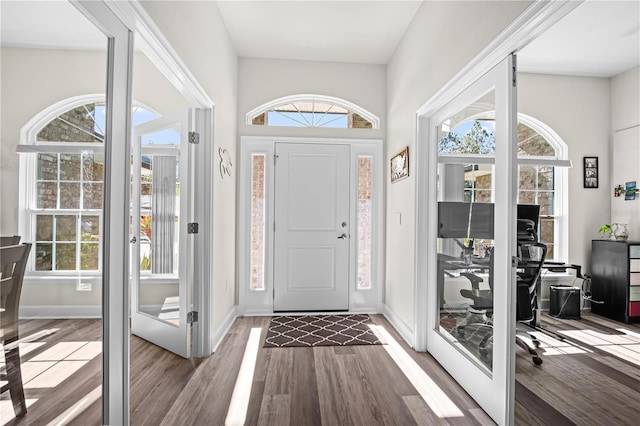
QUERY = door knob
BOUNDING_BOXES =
[337,234,348,240]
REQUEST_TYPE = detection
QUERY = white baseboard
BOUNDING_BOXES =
[211,305,240,353]
[20,305,101,319]
[381,303,415,348]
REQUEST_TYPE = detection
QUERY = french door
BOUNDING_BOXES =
[273,143,351,311]
[131,110,193,358]
[423,54,518,424]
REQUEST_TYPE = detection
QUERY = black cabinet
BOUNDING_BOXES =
[591,240,640,323]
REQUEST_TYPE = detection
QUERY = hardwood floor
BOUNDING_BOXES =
[1,312,638,425]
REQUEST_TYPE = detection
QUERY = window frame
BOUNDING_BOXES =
[246,94,380,129]
[439,112,570,261]
[18,96,159,276]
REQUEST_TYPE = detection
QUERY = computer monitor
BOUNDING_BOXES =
[437,202,540,241]
[437,201,494,240]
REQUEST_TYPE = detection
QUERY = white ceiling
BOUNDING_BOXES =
[1,0,639,77]
[216,0,422,64]
[518,0,640,77]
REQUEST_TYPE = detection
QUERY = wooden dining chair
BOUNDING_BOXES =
[1,243,32,417]
[0,235,21,247]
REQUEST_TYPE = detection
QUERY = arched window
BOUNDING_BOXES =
[19,95,157,273]
[438,113,569,260]
[246,94,380,129]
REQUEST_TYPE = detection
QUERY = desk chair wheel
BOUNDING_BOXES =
[533,356,543,366]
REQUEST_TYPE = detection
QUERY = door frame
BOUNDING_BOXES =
[239,136,383,315]
[413,1,584,424]
[74,1,215,423]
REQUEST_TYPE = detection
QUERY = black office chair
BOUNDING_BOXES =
[456,250,493,357]
[516,241,547,366]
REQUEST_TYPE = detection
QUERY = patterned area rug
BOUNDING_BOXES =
[264,314,384,347]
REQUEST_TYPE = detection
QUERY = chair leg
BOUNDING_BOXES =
[516,331,543,366]
[4,345,27,417]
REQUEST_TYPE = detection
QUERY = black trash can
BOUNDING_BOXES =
[549,285,581,319]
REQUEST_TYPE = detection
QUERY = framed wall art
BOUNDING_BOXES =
[391,146,409,183]
[583,156,598,188]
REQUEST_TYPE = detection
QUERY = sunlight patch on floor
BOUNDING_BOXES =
[369,324,464,419]
[225,327,262,426]
[0,399,38,426]
[542,328,640,365]
[0,339,100,423]
[47,386,101,426]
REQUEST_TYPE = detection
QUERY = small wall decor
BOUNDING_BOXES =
[390,146,409,183]
[625,181,636,200]
[614,185,625,197]
[583,156,598,188]
[219,147,232,179]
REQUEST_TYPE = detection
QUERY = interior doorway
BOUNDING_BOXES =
[273,143,351,311]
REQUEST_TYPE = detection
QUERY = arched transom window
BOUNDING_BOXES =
[246,94,380,129]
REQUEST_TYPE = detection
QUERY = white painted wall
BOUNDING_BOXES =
[385,0,532,331]
[518,73,611,272]
[610,66,640,239]
[0,46,187,314]
[611,66,640,132]
[238,57,385,140]
[141,0,239,333]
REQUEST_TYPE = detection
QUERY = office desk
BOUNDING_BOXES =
[437,253,490,308]
[437,254,583,328]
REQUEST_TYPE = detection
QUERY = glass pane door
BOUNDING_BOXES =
[426,55,517,424]
[131,110,192,358]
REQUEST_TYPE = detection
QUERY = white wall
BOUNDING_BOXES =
[141,0,239,333]
[385,0,532,331]
[238,57,386,140]
[0,46,187,314]
[519,73,611,272]
[611,66,640,132]
[610,66,640,239]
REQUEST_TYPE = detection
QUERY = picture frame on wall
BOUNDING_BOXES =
[391,146,409,183]
[583,156,598,188]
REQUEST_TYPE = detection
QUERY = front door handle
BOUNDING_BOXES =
[337,234,348,240]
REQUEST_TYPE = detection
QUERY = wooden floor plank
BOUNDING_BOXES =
[257,394,291,426]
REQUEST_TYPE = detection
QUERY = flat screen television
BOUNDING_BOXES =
[437,202,495,240]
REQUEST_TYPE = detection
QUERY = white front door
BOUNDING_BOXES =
[273,143,351,311]
[131,110,193,358]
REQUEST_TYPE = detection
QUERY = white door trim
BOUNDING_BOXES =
[74,0,216,423]
[239,136,383,315]
[413,1,584,425]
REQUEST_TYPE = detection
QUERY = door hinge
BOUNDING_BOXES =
[187,311,198,323]
[188,131,200,144]
[512,54,517,87]
[187,222,199,234]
